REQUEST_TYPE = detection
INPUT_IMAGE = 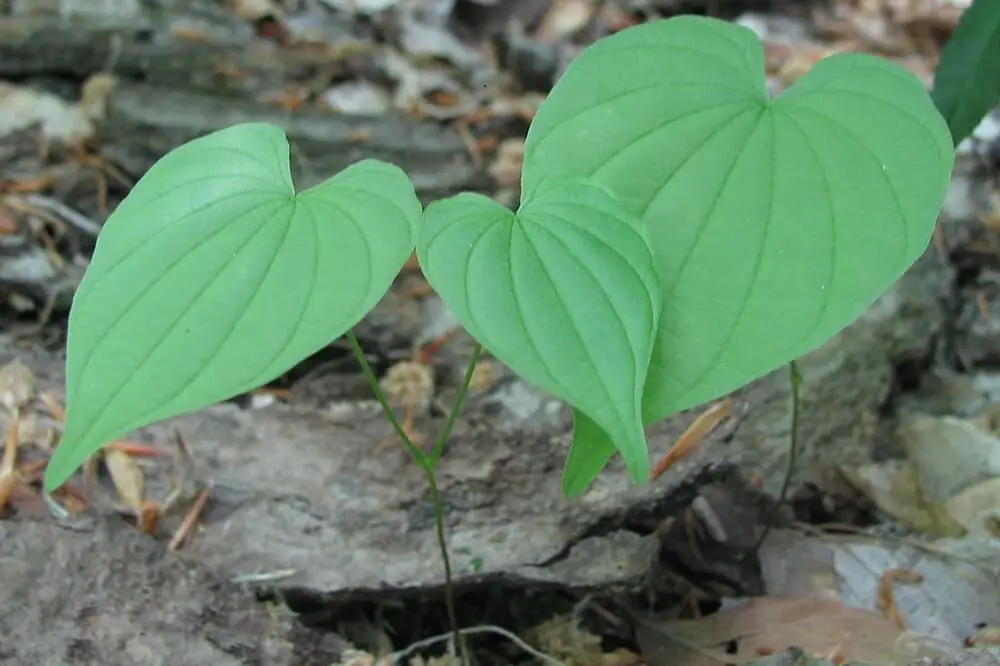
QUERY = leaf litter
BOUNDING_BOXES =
[0,356,210,549]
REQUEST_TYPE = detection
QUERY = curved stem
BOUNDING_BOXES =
[754,360,802,553]
[347,330,426,465]
[430,343,483,466]
[424,465,462,657]
[348,330,485,664]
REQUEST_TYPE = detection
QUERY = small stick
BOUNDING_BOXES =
[390,624,563,666]
[230,569,298,585]
[168,484,212,551]
[418,326,461,365]
[112,441,171,458]
[19,194,102,236]
[650,397,732,480]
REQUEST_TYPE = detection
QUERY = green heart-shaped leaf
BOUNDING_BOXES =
[45,122,420,491]
[416,177,661,484]
[932,0,1000,145]
[522,17,954,494]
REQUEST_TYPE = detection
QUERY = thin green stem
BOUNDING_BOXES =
[423,465,463,660]
[753,360,802,554]
[347,330,484,664]
[430,343,483,466]
[347,330,427,466]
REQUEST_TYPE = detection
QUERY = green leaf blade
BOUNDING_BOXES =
[521,15,768,207]
[45,123,421,491]
[417,178,661,484]
[931,0,1000,145]
[562,411,617,498]
[522,17,953,444]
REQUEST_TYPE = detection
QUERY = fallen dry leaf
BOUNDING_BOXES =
[535,0,597,42]
[0,359,35,414]
[487,138,524,189]
[468,359,496,392]
[651,397,731,480]
[635,596,911,665]
[103,445,146,515]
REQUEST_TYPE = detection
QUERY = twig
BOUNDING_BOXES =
[20,193,102,236]
[389,624,564,666]
[794,521,996,578]
[168,483,212,551]
[230,569,298,585]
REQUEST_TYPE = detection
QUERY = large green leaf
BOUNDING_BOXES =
[44,123,420,490]
[416,177,661,484]
[522,16,954,495]
[932,0,1000,145]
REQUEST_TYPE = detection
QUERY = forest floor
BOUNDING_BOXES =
[1,0,1000,665]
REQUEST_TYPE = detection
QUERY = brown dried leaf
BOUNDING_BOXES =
[488,138,525,189]
[39,391,66,421]
[0,471,16,514]
[137,500,159,535]
[0,359,35,413]
[468,359,496,391]
[103,446,145,513]
[651,397,731,480]
[635,597,909,665]
[78,73,117,121]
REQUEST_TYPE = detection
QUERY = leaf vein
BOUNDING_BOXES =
[786,104,909,270]
[74,198,286,441]
[506,224,565,392]
[517,223,630,438]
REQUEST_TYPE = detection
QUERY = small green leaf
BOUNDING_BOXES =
[45,123,420,491]
[523,16,953,492]
[416,177,661,484]
[562,411,616,497]
[932,0,1000,145]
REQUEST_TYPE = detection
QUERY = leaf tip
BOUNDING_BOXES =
[42,447,77,494]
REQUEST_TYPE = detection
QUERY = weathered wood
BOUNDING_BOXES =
[0,1,346,95]
[0,0,479,201]
[2,247,951,602]
[97,82,477,200]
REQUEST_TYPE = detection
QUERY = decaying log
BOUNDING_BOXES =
[0,0,479,201]
[0,1,343,95]
[2,247,951,603]
[97,82,477,200]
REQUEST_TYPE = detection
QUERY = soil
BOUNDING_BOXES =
[0,516,349,666]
